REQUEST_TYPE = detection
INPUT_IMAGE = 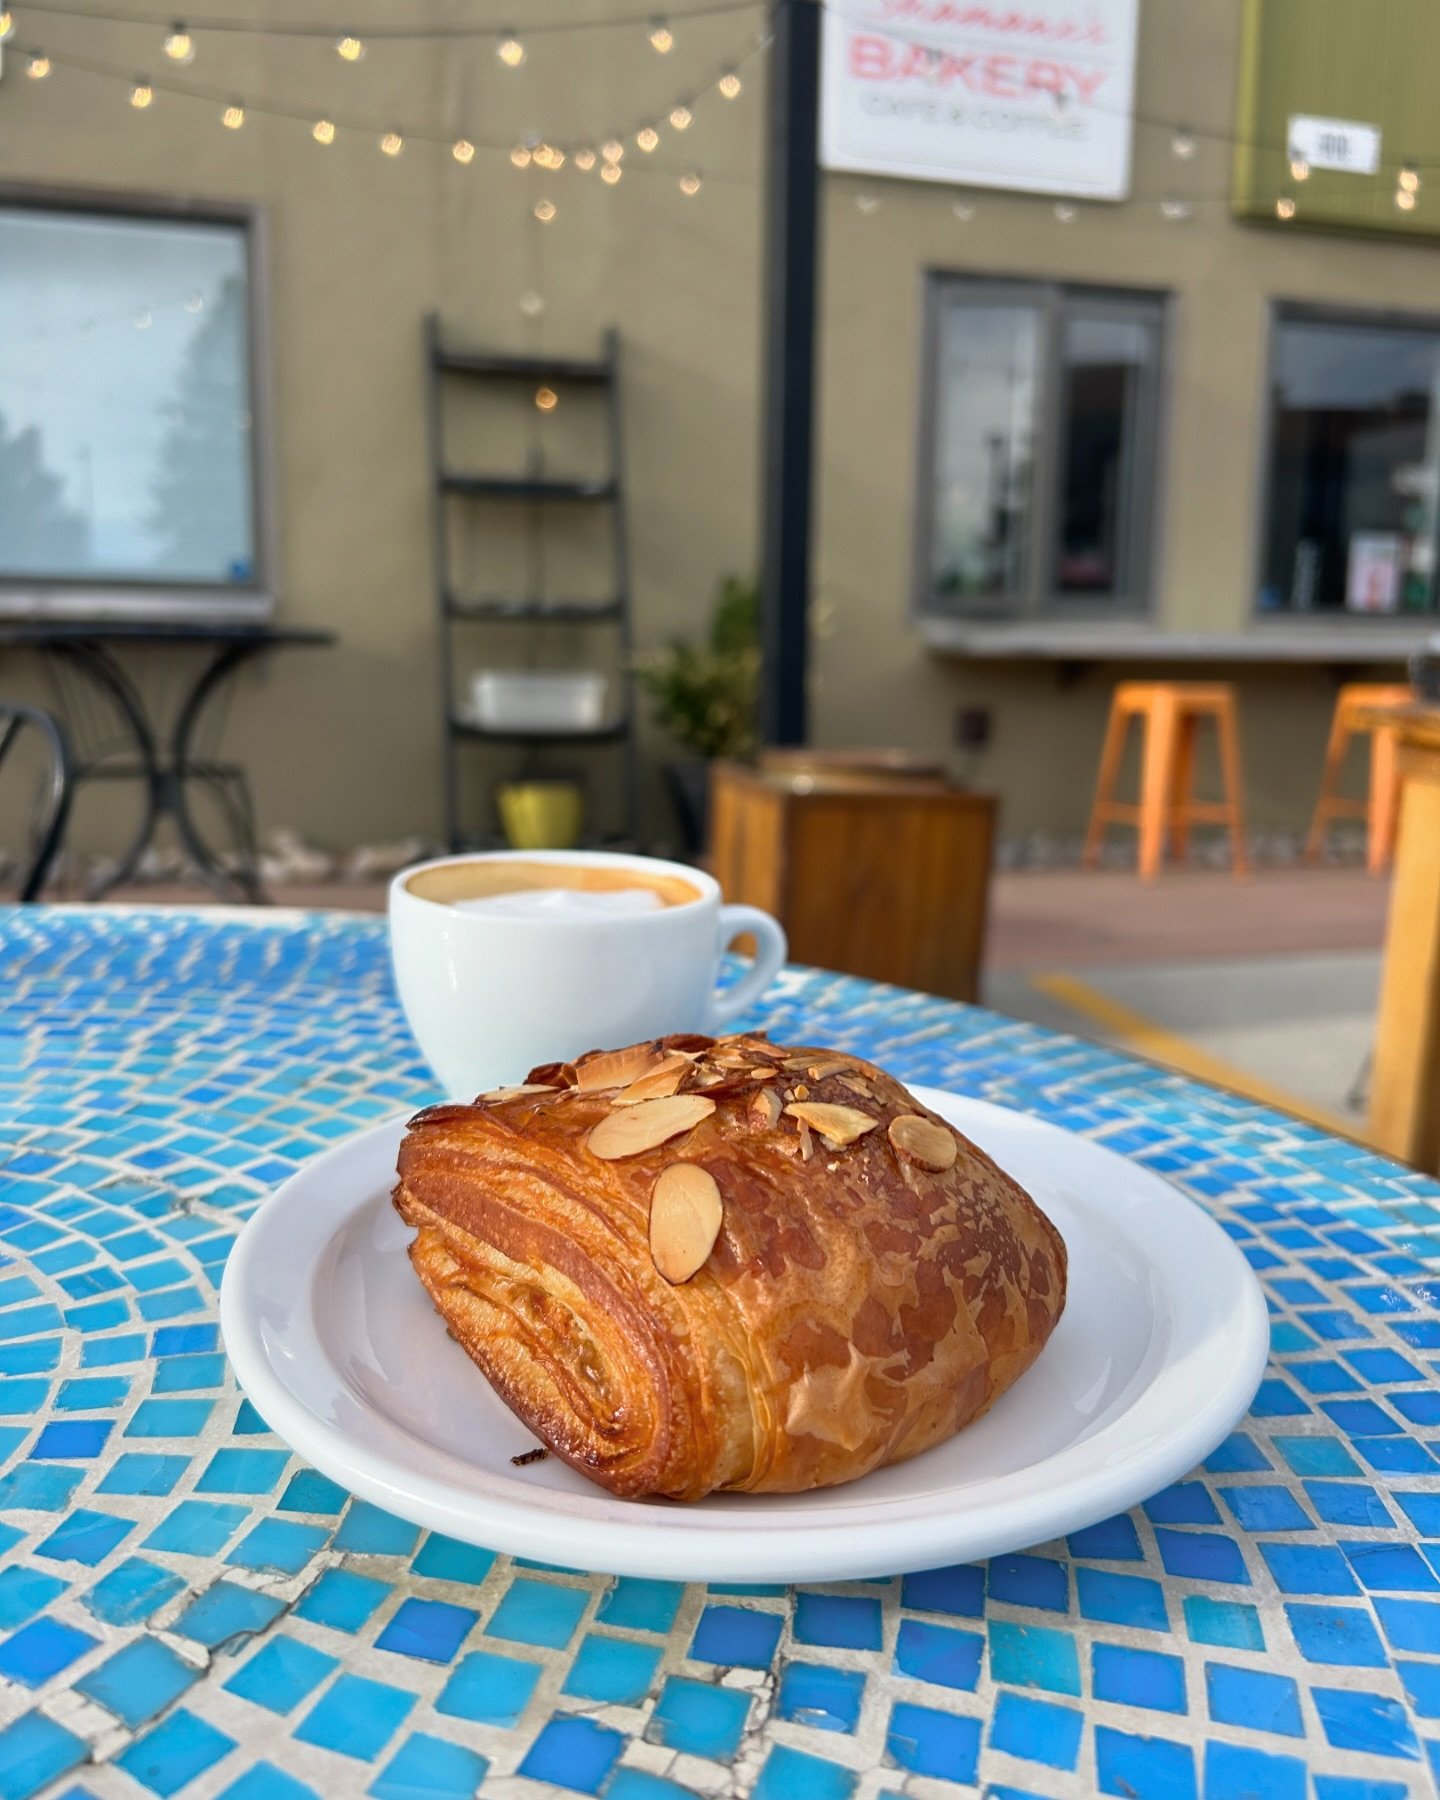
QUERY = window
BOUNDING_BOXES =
[1260,307,1440,616]
[918,277,1166,617]
[0,192,268,616]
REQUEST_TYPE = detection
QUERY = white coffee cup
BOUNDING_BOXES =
[389,849,788,1098]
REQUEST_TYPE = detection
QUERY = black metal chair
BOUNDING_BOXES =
[0,704,73,901]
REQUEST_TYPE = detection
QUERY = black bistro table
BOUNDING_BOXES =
[0,622,333,902]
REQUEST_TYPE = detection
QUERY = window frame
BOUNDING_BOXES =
[0,180,275,623]
[913,271,1170,624]
[1254,298,1440,625]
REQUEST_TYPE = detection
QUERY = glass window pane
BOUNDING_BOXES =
[1055,312,1158,599]
[0,206,257,587]
[1262,315,1440,614]
[929,300,1039,604]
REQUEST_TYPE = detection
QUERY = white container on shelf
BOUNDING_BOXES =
[468,670,608,732]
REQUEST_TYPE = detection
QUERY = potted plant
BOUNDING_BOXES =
[637,574,759,854]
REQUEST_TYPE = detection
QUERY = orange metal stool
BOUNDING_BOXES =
[1305,684,1414,875]
[1083,682,1248,880]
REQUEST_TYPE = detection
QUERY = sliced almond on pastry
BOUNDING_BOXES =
[649,1162,723,1283]
[575,1043,667,1093]
[481,1084,558,1101]
[614,1053,694,1106]
[784,1101,879,1147]
[889,1112,958,1171]
[588,1094,716,1160]
[749,1087,782,1129]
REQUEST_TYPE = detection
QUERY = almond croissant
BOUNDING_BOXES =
[392,1033,1066,1500]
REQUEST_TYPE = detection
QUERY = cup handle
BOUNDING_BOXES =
[711,905,788,1027]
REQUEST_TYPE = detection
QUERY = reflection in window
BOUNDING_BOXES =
[1262,312,1440,615]
[1057,315,1159,598]
[0,203,258,591]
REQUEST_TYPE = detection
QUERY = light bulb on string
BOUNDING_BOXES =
[163,22,194,63]
[1160,197,1193,222]
[313,118,336,145]
[336,34,364,62]
[574,148,597,171]
[534,198,556,223]
[649,18,673,52]
[1397,186,1417,212]
[134,310,152,330]
[222,102,244,128]
[535,387,558,412]
[1275,194,1295,220]
[534,143,564,171]
[855,192,880,214]
[637,126,660,153]
[602,139,624,164]
[601,162,622,185]
[519,291,545,317]
[952,196,975,221]
[718,71,741,99]
[0,12,14,41]
[510,145,532,168]
[679,170,701,196]
[496,33,524,68]
[1054,202,1077,223]
[669,105,691,131]
[130,79,154,109]
[379,131,404,157]
[183,292,204,313]
[25,51,49,78]
[1289,154,1309,182]
[452,138,475,164]
[1400,163,1420,194]
[1170,128,1196,160]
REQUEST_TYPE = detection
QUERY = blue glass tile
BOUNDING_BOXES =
[1375,1598,1440,1653]
[1205,1662,1303,1736]
[194,1447,289,1494]
[793,1592,882,1649]
[293,1568,390,1633]
[988,1553,1068,1612]
[225,1518,328,1576]
[1311,1686,1420,1759]
[0,1341,59,1376]
[411,1535,497,1588]
[34,1508,133,1566]
[223,1636,338,1714]
[149,1353,226,1392]
[1398,1660,1440,1718]
[776,1661,865,1733]
[752,1746,855,1800]
[1356,1436,1439,1474]
[649,1677,751,1758]
[368,1733,488,1800]
[596,1577,684,1634]
[518,1717,623,1795]
[0,1711,87,1800]
[115,1709,235,1797]
[76,1637,200,1726]
[1250,1379,1309,1417]
[1144,1482,1221,1525]
[1203,1742,1307,1800]
[1067,1514,1143,1560]
[0,1465,82,1512]
[899,1563,984,1617]
[172,1580,285,1648]
[84,1559,185,1627]
[28,1419,110,1460]
[989,1693,1083,1770]
[1077,1568,1169,1632]
[0,1569,64,1632]
[892,1618,981,1691]
[1153,1529,1249,1585]
[1284,1601,1388,1667]
[294,1673,417,1762]
[0,1617,98,1688]
[1304,1480,1392,1528]
[142,1500,247,1557]
[1272,1434,1362,1477]
[486,1578,588,1650]
[96,1452,187,1496]
[1092,1643,1186,1713]
[333,1501,420,1555]
[1259,1543,1358,1596]
[32,1373,110,1412]
[1312,1782,1409,1800]
[434,1650,542,1727]
[277,1469,348,1515]
[605,1774,697,1800]
[376,1597,478,1664]
[886,1701,980,1785]
[690,1603,783,1669]
[1219,1485,1312,1532]
[1204,1432,1271,1473]
[216,1765,319,1800]
[1341,1540,1440,1591]
[987,1619,1081,1695]
[81,1332,145,1368]
[1095,1726,1196,1800]
[562,1633,662,1705]
[125,1398,213,1438]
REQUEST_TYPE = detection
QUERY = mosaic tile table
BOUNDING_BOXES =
[1,907,1439,1799]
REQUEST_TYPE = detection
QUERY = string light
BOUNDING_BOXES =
[184,292,204,313]
[952,198,975,221]
[679,170,701,196]
[637,126,659,153]
[535,387,558,412]
[510,145,531,168]
[1396,186,1417,213]
[718,70,741,99]
[602,139,624,164]
[336,34,364,62]
[574,148,597,171]
[601,162,622,185]
[0,12,14,41]
[134,310,152,329]
[519,291,545,317]
[649,18,673,52]
[1400,163,1420,194]
[1160,197,1193,222]
[163,21,194,63]
[496,33,524,68]
[221,101,244,128]
[130,79,154,108]
[855,193,880,214]
[534,198,556,222]
[533,143,564,171]
[379,130,403,157]
[1054,202,1077,223]
[452,138,475,164]
[1170,128,1196,160]
[1276,195,1295,220]
[25,51,50,77]
[312,117,336,145]
[669,104,691,130]
[1289,154,1309,182]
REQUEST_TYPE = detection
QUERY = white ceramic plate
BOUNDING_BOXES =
[220,1089,1269,1584]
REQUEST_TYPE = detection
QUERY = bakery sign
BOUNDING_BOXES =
[820,0,1141,199]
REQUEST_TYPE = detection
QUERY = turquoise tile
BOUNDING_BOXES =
[224,1636,338,1715]
[294,1672,417,1762]
[486,1578,589,1649]
[116,1709,235,1796]
[368,1733,489,1799]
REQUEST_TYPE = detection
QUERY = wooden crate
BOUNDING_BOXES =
[709,760,997,1003]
